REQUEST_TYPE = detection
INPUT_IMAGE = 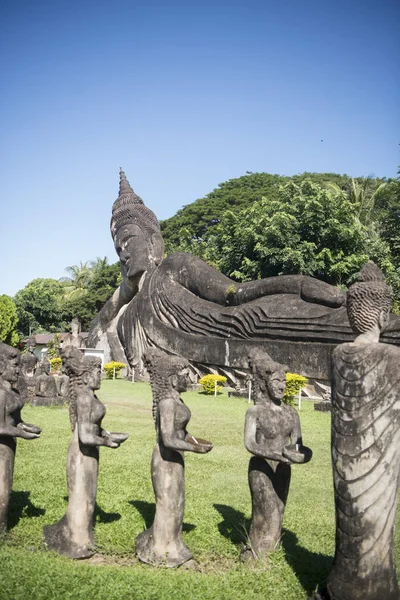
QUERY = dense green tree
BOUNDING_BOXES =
[160,172,372,253]
[0,295,19,346]
[161,172,285,251]
[64,261,121,330]
[14,278,68,336]
[204,179,369,286]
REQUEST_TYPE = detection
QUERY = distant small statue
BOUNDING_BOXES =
[18,337,39,403]
[20,337,38,377]
[33,359,61,406]
[63,318,86,349]
[322,262,400,600]
[44,347,128,558]
[56,365,70,400]
[242,352,312,560]
[0,342,41,532]
[136,348,213,567]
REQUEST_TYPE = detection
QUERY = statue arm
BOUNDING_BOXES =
[244,410,290,464]
[87,278,137,344]
[0,390,40,439]
[163,253,345,308]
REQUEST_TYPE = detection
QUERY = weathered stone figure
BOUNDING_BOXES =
[20,337,38,377]
[56,366,70,400]
[18,336,39,403]
[44,347,128,558]
[63,318,86,349]
[136,348,213,567]
[324,262,400,600]
[33,359,61,406]
[0,342,41,532]
[88,170,400,382]
[243,353,311,560]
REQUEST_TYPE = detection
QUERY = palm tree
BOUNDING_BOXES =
[326,177,387,227]
[60,261,93,301]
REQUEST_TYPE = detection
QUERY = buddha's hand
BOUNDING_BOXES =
[16,422,42,439]
[102,430,129,448]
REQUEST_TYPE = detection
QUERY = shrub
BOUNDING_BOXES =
[103,361,126,379]
[283,373,308,406]
[199,374,227,395]
[49,357,62,372]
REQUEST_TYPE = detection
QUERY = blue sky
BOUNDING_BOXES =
[1,0,399,296]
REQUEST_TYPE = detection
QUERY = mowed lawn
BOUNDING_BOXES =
[1,380,399,600]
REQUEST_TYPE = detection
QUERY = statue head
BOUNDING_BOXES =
[0,342,21,384]
[143,348,189,425]
[61,347,102,430]
[39,359,51,376]
[71,318,80,337]
[110,169,165,284]
[26,337,36,354]
[249,351,288,403]
[347,261,393,335]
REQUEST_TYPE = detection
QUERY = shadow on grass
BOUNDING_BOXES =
[130,500,196,532]
[8,491,46,530]
[213,504,250,545]
[60,496,121,525]
[281,528,332,595]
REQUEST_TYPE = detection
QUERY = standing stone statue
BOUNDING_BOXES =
[44,347,128,558]
[63,318,86,349]
[136,348,213,567]
[18,337,39,403]
[321,262,400,600]
[33,359,62,406]
[56,365,70,400]
[0,342,41,532]
[242,352,312,560]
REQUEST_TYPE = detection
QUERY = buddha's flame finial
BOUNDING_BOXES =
[119,167,135,197]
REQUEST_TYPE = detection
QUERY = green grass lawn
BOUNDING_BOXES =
[0,380,399,599]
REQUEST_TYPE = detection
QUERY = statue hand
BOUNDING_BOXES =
[18,422,42,435]
[108,432,129,444]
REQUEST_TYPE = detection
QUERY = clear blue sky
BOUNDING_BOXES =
[1,0,399,296]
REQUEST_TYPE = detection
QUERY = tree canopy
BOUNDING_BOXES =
[0,295,19,346]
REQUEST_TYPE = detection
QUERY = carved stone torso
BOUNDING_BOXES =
[328,341,400,600]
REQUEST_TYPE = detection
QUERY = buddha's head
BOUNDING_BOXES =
[347,261,393,335]
[110,169,164,286]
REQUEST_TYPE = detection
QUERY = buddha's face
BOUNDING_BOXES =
[114,224,154,282]
[267,371,286,402]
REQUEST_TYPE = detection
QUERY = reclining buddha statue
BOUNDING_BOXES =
[88,170,400,381]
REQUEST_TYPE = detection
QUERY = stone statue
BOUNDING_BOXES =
[63,318,86,349]
[0,342,41,532]
[320,262,400,600]
[18,337,39,403]
[56,366,70,400]
[33,359,62,406]
[88,170,400,382]
[44,347,128,558]
[20,337,38,377]
[242,352,311,560]
[135,348,213,567]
